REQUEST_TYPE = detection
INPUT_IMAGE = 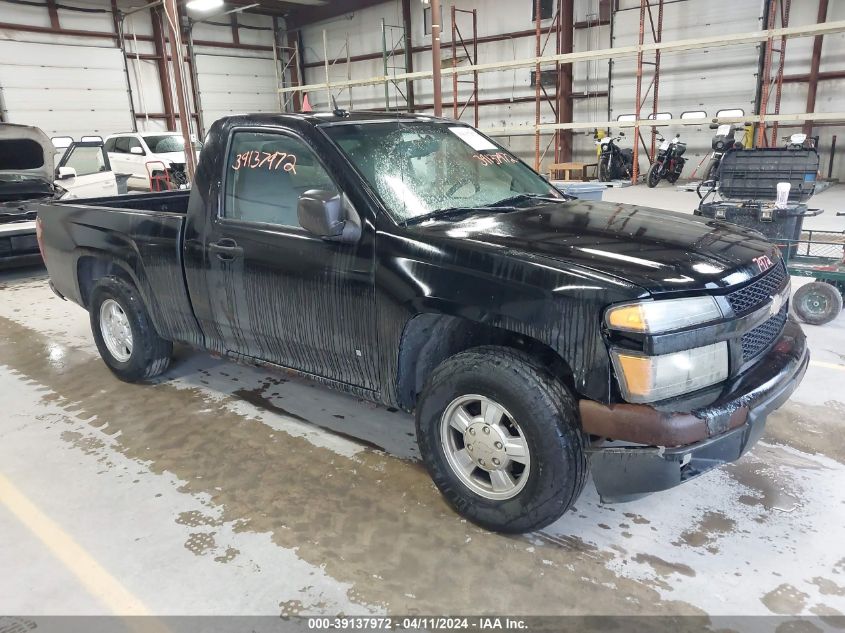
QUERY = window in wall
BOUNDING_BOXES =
[530,69,558,88]
[532,0,555,21]
[423,4,443,35]
[223,131,337,228]
[616,114,636,122]
[681,110,707,120]
[716,108,745,118]
[646,112,672,120]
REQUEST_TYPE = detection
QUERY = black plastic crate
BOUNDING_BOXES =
[695,201,818,257]
[717,148,819,202]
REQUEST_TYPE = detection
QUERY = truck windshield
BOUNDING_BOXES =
[321,121,561,224]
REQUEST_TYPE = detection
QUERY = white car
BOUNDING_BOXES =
[53,139,120,199]
[1,124,117,267]
[104,132,202,190]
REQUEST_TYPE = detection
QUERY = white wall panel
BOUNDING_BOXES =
[0,39,133,138]
[194,53,279,130]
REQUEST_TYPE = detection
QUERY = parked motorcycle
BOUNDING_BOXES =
[596,132,634,181]
[783,132,816,150]
[702,123,743,184]
[646,133,686,187]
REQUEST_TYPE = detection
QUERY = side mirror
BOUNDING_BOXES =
[130,146,144,156]
[298,190,351,242]
[619,131,625,136]
[57,166,77,180]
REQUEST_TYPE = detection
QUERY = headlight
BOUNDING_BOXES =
[611,342,729,403]
[605,296,722,333]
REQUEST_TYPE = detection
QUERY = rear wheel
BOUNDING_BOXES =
[90,276,173,382]
[416,346,587,533]
[646,163,661,188]
[793,281,843,326]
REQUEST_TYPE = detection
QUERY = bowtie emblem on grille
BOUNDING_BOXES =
[770,291,784,316]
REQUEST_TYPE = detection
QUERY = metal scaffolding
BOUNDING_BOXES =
[450,6,479,126]
[280,16,845,175]
[631,0,665,184]
[757,0,792,147]
[381,19,410,110]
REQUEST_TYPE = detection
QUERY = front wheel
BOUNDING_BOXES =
[416,346,587,533]
[90,276,173,382]
[793,281,843,326]
[598,158,610,182]
[646,163,662,188]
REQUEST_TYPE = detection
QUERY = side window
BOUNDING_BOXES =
[223,131,337,228]
[114,137,130,153]
[104,138,116,152]
[63,145,107,176]
[127,137,143,154]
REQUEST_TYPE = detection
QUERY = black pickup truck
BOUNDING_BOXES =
[34,112,808,533]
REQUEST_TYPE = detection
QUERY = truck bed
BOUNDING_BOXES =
[33,190,203,347]
[55,189,191,214]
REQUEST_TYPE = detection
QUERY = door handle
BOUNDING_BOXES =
[208,239,243,261]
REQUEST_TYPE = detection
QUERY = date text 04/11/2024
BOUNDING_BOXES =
[306,617,528,630]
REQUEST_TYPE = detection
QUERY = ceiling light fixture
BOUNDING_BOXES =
[185,0,224,12]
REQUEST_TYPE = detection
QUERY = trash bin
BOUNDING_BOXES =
[553,182,605,200]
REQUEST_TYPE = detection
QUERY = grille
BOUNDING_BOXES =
[741,305,788,362]
[726,261,787,315]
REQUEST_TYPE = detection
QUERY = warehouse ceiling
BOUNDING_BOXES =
[223,0,389,24]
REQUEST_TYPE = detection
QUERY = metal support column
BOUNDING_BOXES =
[804,0,829,135]
[402,0,415,111]
[162,0,196,181]
[556,0,574,163]
[430,0,443,117]
[631,1,646,182]
[150,5,176,131]
[757,0,777,147]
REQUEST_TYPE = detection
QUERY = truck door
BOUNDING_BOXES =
[196,128,378,391]
[54,141,118,199]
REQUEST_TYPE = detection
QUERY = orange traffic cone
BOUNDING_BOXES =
[301,93,313,113]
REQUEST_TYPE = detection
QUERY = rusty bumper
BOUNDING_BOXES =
[581,317,809,502]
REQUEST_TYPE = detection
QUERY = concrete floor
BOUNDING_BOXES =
[1,185,845,619]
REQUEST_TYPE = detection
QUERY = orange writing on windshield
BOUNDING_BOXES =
[473,152,518,167]
[232,150,297,174]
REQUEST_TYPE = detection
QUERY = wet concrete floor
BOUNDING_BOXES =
[1,263,845,619]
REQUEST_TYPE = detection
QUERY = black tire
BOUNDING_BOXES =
[416,346,587,533]
[598,159,610,182]
[89,276,173,382]
[792,281,843,326]
[646,163,661,188]
[666,171,680,184]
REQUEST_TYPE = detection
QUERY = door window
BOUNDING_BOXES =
[63,145,108,176]
[222,131,337,228]
[127,137,144,154]
[113,137,130,153]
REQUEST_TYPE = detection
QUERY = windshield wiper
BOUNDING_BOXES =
[485,193,567,207]
[401,205,522,227]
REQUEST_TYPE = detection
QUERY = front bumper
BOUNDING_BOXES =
[582,317,808,502]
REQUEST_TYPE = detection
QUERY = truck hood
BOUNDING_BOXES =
[0,123,55,187]
[411,199,782,294]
